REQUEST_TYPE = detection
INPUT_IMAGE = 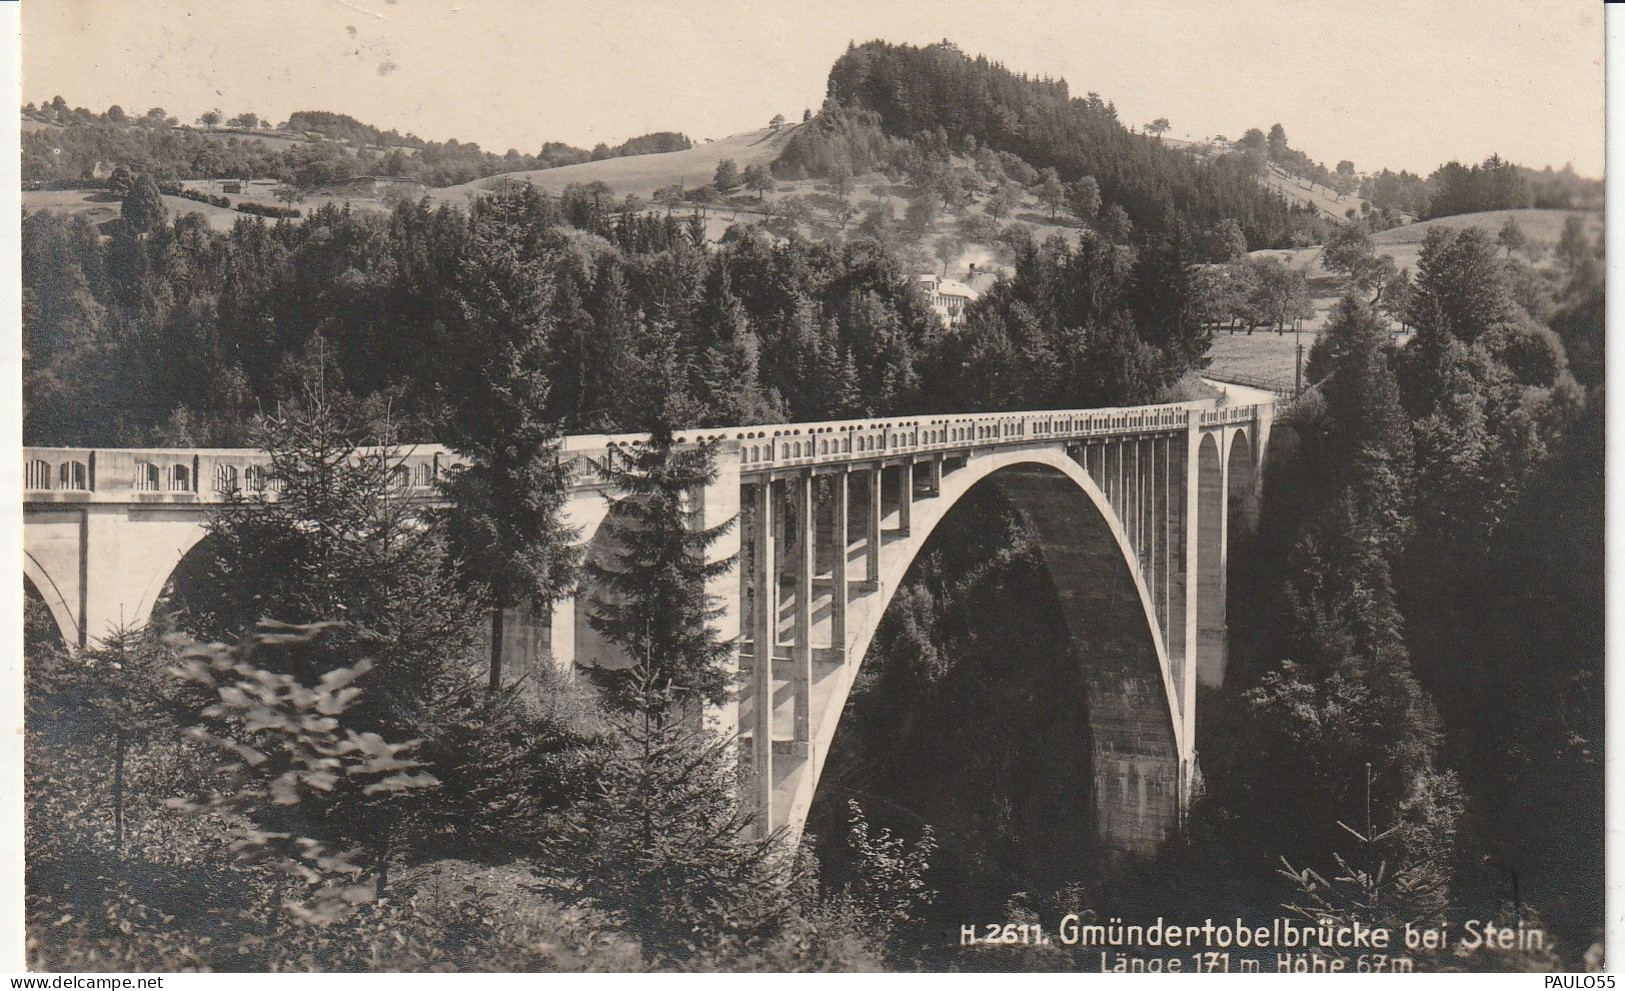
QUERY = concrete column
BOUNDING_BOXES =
[1181,420,1203,784]
[1142,438,1155,582]
[1136,439,1147,561]
[751,479,777,824]
[927,456,942,497]
[699,442,743,733]
[898,458,913,535]
[831,468,849,660]
[1137,435,1150,558]
[1161,436,1173,639]
[548,597,575,674]
[793,470,815,744]
[1103,442,1114,513]
[866,466,882,583]
[1129,439,1142,569]
[1167,435,1187,677]
[81,505,128,647]
[1116,441,1126,521]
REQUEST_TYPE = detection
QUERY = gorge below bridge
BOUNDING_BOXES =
[23,385,1273,858]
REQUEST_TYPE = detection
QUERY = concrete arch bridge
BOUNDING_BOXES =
[23,388,1271,856]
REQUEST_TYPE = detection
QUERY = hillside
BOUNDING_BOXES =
[804,41,1317,249]
[21,104,696,190]
[430,125,803,207]
[1255,207,1600,282]
[1260,163,1371,220]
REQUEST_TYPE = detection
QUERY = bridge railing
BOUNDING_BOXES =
[23,398,1272,499]
[715,399,1241,474]
[19,445,462,501]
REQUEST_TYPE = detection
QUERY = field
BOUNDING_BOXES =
[192,127,326,152]
[1209,207,1600,391]
[1260,163,1371,220]
[430,125,804,207]
[1257,207,1600,281]
[1206,326,1314,391]
[21,188,245,230]
[22,179,402,232]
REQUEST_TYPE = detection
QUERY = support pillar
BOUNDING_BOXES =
[1141,437,1154,582]
[1161,435,1173,639]
[1115,441,1125,520]
[751,479,777,827]
[793,471,814,744]
[1179,419,1203,812]
[866,465,882,584]
[898,458,913,535]
[548,597,575,675]
[831,468,849,660]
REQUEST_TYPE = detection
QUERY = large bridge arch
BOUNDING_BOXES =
[797,445,1185,856]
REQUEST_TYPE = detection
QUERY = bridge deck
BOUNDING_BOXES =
[22,398,1265,501]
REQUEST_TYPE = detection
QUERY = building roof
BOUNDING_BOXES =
[918,274,979,300]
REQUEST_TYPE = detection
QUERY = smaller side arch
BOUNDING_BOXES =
[1226,428,1258,535]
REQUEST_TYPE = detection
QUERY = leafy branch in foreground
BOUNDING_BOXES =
[168,621,438,924]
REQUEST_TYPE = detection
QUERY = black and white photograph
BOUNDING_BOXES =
[3,0,1610,975]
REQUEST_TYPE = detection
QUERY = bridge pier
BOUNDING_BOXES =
[865,467,882,584]
[830,468,849,663]
[793,471,815,748]
[749,478,777,826]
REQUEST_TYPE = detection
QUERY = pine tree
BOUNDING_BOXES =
[25,624,182,852]
[1404,226,1513,347]
[547,671,796,964]
[587,418,738,714]
[439,185,580,691]
[713,158,741,194]
[1316,294,1414,510]
[1131,214,1211,375]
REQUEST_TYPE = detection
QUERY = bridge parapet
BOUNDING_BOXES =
[21,445,462,503]
[23,398,1269,504]
[714,400,1210,475]
[1198,403,1265,428]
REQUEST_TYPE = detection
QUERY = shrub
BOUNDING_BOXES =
[236,200,302,219]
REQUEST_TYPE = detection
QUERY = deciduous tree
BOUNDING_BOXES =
[714,158,741,193]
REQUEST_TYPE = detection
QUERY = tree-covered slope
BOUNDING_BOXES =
[788,40,1316,249]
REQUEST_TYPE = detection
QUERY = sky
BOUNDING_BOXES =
[21,0,1606,177]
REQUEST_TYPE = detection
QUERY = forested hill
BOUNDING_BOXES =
[783,40,1316,249]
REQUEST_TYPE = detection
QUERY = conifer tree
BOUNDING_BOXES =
[439,185,580,691]
[586,413,738,714]
[547,671,796,964]
[713,158,741,194]
[1130,213,1211,375]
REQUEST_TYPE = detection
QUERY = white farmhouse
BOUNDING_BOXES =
[918,273,979,329]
